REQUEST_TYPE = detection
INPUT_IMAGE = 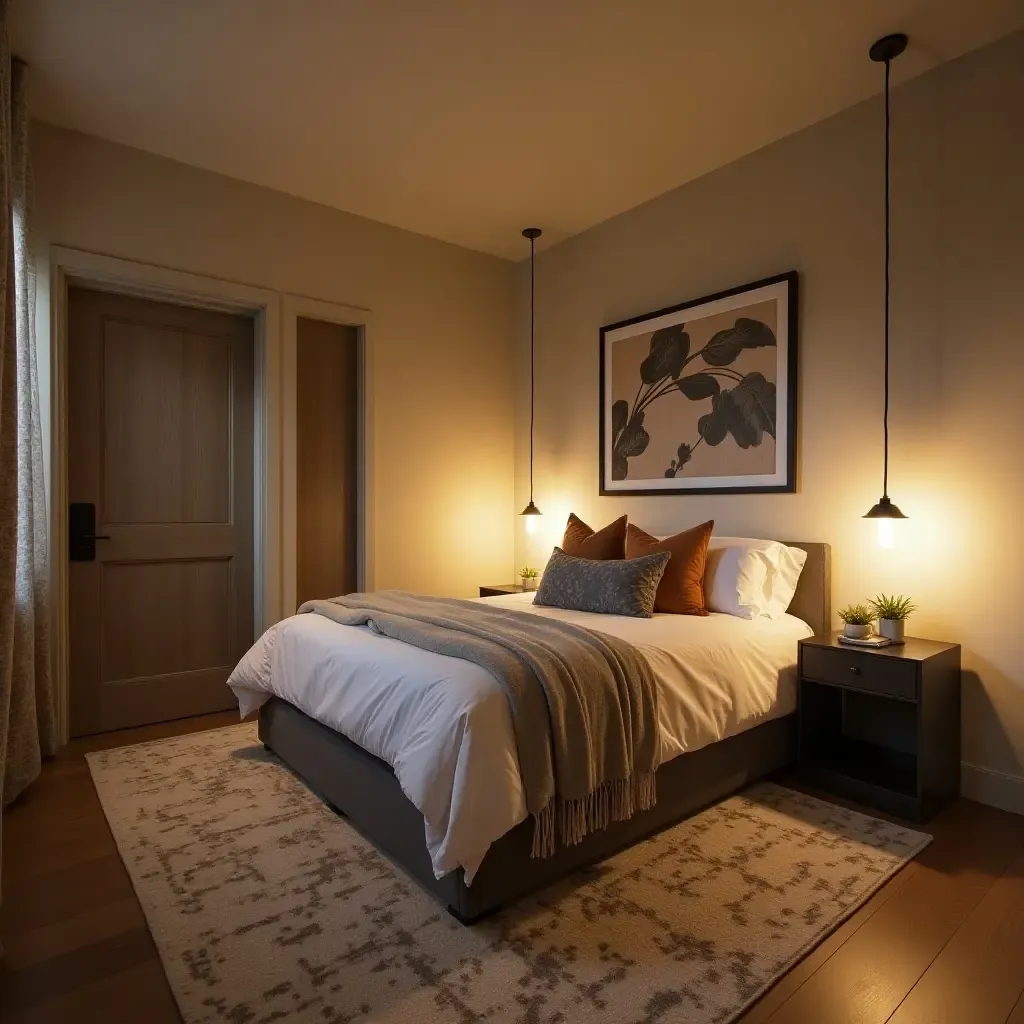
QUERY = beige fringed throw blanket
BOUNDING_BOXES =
[300,592,660,857]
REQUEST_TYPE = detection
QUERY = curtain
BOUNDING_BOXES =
[0,0,57,907]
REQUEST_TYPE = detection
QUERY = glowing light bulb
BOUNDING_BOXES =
[877,518,895,549]
[865,497,905,547]
[520,499,542,535]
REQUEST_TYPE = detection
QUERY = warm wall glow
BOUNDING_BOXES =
[877,518,896,549]
[428,481,515,596]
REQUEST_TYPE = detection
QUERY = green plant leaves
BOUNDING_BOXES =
[611,408,649,480]
[838,603,874,625]
[696,372,776,449]
[702,317,776,367]
[640,325,690,383]
[870,593,916,620]
[675,372,720,400]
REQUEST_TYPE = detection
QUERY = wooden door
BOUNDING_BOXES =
[67,287,255,736]
[295,317,359,606]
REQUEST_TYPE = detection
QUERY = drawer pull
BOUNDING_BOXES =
[849,665,861,675]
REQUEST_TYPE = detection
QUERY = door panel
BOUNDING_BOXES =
[103,323,232,524]
[68,287,254,736]
[101,559,233,681]
[295,317,359,606]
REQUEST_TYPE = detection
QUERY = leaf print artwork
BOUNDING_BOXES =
[664,443,692,478]
[612,409,650,481]
[639,325,690,383]
[613,317,777,481]
[601,273,797,495]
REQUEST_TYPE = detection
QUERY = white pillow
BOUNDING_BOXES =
[703,544,774,619]
[706,537,808,620]
[766,543,808,618]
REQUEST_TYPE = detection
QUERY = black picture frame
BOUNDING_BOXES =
[599,270,798,496]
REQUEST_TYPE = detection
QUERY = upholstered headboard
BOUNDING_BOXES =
[783,542,831,637]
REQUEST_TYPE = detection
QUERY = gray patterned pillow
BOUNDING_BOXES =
[534,547,671,618]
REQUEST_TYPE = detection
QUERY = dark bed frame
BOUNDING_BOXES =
[259,542,830,923]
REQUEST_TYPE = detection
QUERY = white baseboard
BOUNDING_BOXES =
[961,762,1024,815]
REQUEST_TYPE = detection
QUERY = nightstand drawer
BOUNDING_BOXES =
[802,645,917,700]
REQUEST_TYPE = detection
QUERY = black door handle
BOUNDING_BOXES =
[69,503,109,561]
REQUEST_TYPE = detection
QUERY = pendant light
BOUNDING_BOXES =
[863,33,909,549]
[520,227,543,535]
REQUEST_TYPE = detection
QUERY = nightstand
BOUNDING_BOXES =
[797,633,961,822]
[479,584,530,598]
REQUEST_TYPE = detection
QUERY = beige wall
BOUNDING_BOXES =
[31,29,1024,806]
[33,122,517,600]
[516,31,1024,805]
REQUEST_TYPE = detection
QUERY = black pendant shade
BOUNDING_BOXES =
[863,33,909,528]
[520,228,543,521]
[863,495,907,520]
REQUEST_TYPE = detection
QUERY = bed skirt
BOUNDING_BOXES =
[258,696,798,923]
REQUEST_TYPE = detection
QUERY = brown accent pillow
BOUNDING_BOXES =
[561,513,627,560]
[625,520,715,615]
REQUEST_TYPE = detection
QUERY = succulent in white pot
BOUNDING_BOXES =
[838,603,874,639]
[519,567,540,592]
[870,594,916,645]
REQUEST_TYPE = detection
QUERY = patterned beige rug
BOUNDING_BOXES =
[87,723,930,1024]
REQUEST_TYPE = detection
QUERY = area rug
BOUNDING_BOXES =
[87,723,930,1024]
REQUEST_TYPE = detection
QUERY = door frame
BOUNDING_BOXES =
[282,295,375,615]
[49,247,283,744]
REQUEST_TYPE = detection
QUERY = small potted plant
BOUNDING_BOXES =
[519,567,540,592]
[871,593,916,645]
[838,603,874,640]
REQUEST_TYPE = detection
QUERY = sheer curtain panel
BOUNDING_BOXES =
[0,0,57,930]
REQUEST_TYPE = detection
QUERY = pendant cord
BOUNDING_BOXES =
[882,56,891,500]
[529,233,536,503]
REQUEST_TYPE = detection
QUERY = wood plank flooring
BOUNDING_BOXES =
[2,713,1023,1023]
[1,712,241,1023]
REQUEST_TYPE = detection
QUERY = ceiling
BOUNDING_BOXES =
[10,0,1024,259]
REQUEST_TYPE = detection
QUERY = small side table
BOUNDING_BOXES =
[479,584,530,598]
[797,632,961,821]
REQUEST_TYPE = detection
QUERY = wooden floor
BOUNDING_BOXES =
[2,714,1024,1024]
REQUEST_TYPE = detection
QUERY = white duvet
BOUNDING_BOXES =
[228,593,811,883]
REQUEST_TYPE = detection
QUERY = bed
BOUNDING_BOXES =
[231,542,830,923]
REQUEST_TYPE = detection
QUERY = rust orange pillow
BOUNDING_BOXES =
[561,513,627,560]
[625,520,714,615]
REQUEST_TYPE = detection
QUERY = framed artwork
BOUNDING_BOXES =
[600,271,798,495]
